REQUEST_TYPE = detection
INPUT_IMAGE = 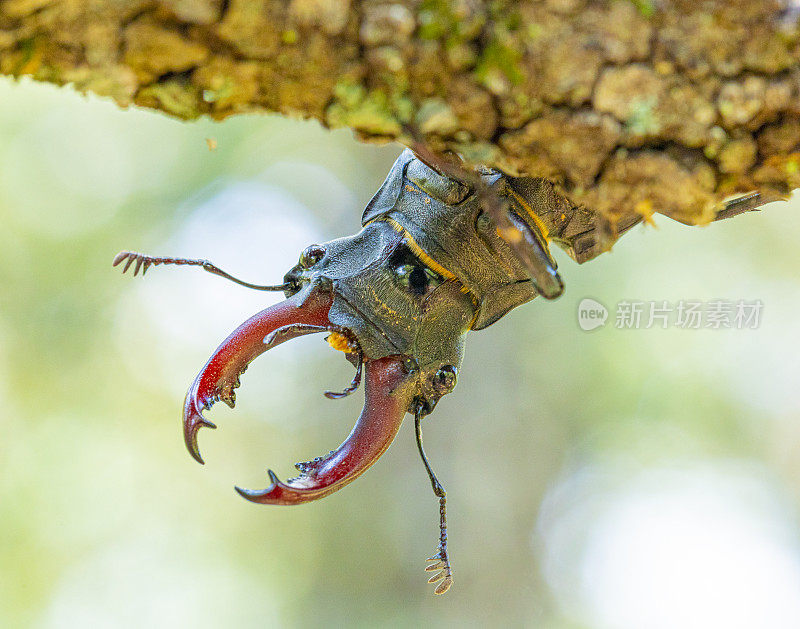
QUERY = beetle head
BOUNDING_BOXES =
[282,220,475,407]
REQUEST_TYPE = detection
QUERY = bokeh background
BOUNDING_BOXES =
[2,76,800,628]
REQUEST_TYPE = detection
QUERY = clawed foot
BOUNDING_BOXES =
[425,547,453,595]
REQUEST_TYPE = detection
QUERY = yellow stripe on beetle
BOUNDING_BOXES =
[506,188,550,241]
[381,217,481,309]
[382,218,457,281]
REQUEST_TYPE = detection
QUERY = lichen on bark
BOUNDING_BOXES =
[1,0,798,246]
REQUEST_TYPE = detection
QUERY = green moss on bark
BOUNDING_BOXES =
[0,0,797,243]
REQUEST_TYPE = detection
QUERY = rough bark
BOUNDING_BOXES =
[1,0,799,237]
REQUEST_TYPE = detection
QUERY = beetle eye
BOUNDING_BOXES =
[395,264,427,295]
[394,262,442,296]
[299,244,325,269]
[389,244,444,297]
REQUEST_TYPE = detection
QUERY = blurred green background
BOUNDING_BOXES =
[1,77,800,628]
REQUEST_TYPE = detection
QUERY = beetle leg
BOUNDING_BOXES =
[565,191,772,263]
[415,403,453,595]
[407,140,564,299]
[324,349,363,399]
[113,250,293,291]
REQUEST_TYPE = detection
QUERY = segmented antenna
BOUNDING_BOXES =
[112,251,292,291]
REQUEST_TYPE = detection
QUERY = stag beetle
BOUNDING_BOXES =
[114,149,763,594]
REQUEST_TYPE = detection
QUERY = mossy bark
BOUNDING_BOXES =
[1,0,798,236]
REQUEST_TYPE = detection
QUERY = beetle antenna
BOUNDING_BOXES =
[414,402,453,595]
[112,251,293,291]
[324,350,363,399]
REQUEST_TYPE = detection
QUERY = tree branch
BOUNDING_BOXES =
[1,0,798,240]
